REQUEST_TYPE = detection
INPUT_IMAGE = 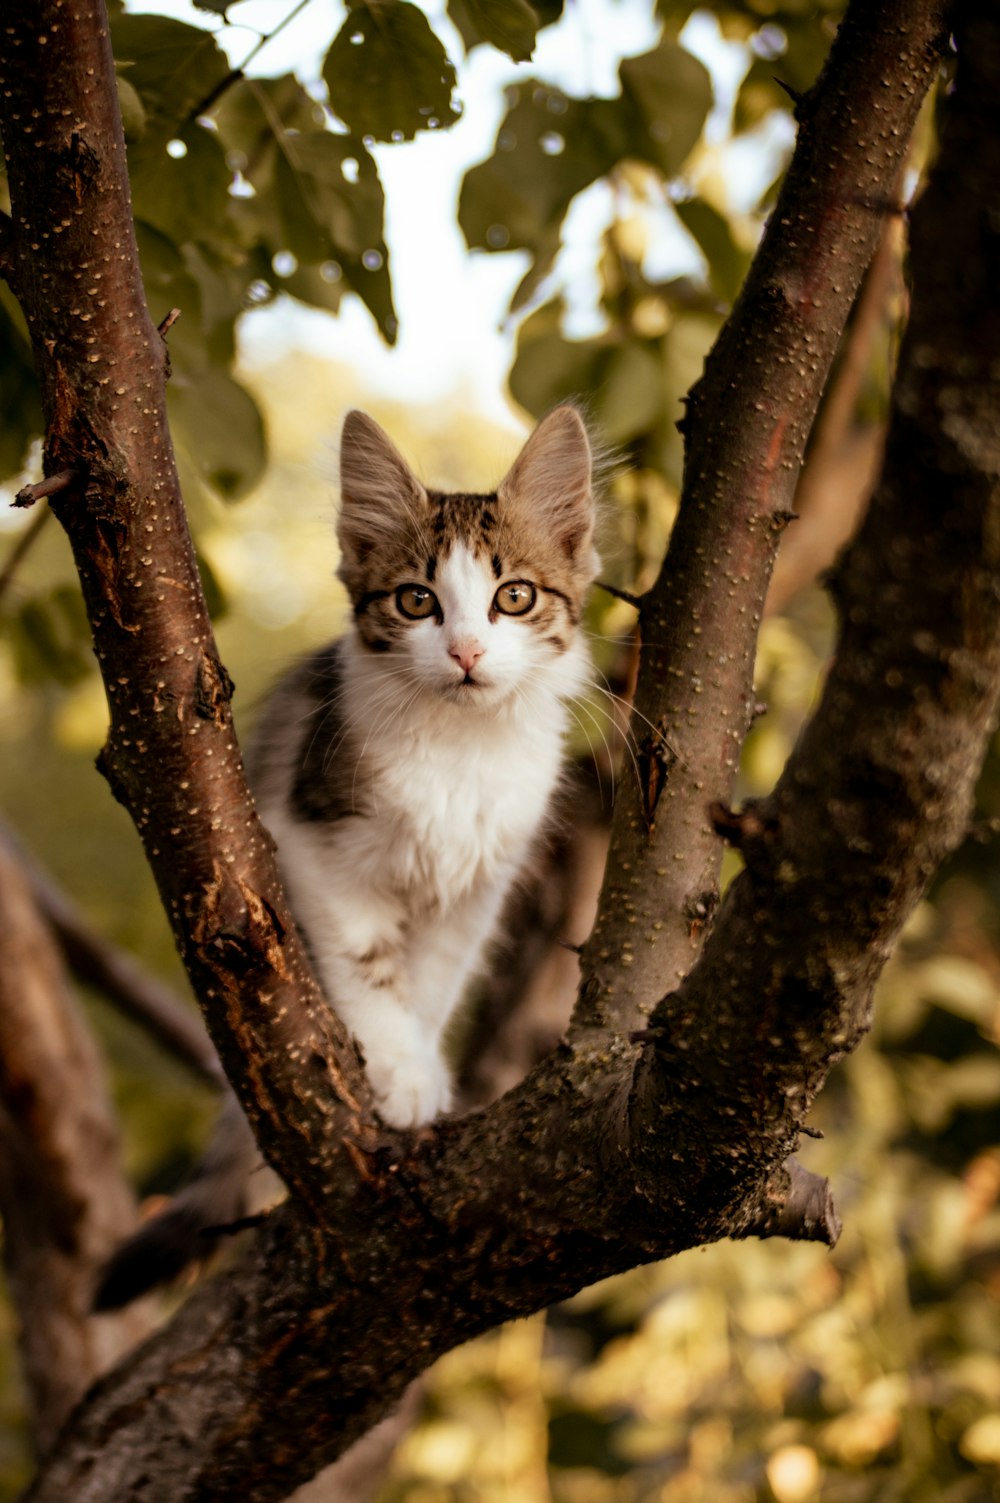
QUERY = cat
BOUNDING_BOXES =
[94,402,597,1307]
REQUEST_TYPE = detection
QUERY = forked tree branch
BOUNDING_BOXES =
[8,0,1000,1499]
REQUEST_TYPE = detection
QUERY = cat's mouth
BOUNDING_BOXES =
[441,668,497,699]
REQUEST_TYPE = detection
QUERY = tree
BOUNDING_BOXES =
[1,0,999,1497]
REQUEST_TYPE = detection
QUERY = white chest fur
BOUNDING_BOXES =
[338,636,572,910]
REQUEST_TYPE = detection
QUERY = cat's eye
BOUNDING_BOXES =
[493,580,536,616]
[396,584,439,619]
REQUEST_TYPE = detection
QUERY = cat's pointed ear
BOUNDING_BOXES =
[498,405,596,576]
[337,410,427,581]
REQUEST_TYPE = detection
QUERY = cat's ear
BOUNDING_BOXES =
[337,410,427,579]
[498,405,596,575]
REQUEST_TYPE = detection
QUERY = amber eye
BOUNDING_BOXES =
[494,580,536,616]
[395,584,439,619]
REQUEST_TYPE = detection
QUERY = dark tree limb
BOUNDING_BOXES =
[575,0,952,1037]
[0,841,153,1457]
[0,825,223,1087]
[0,0,375,1225]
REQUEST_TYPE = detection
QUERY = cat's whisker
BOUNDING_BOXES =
[561,696,615,810]
[577,690,645,797]
[584,665,685,773]
[349,679,427,813]
[312,671,420,772]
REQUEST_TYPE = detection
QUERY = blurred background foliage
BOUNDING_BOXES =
[2,0,1000,1499]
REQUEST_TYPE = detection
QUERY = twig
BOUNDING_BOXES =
[0,506,51,606]
[157,307,181,338]
[594,579,643,609]
[186,0,316,124]
[13,468,77,509]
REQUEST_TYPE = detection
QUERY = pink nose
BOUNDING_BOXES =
[450,641,484,674]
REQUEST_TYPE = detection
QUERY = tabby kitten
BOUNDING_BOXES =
[251,402,597,1125]
[94,403,596,1307]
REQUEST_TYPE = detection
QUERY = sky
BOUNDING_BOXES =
[136,0,774,423]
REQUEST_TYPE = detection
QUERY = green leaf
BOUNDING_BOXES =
[110,13,231,141]
[280,263,347,315]
[618,37,713,178]
[272,132,396,340]
[167,368,266,501]
[595,342,665,445]
[508,302,612,419]
[115,71,147,142]
[212,74,322,169]
[130,121,234,248]
[447,0,539,62]
[460,86,622,257]
[9,588,93,688]
[323,2,460,142]
[674,198,750,304]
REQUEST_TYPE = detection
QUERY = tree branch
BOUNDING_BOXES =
[0,0,374,1226]
[629,0,1000,1227]
[0,825,223,1087]
[0,841,153,1457]
[575,0,951,1038]
[12,469,78,509]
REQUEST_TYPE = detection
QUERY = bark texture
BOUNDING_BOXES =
[576,0,949,1037]
[4,0,1000,1498]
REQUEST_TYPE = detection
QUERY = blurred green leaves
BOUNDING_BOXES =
[323,2,460,140]
[460,38,712,299]
[448,0,541,62]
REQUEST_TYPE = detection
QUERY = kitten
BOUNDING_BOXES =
[252,403,597,1124]
[95,404,596,1305]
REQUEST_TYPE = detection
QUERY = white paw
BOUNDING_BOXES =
[366,1041,453,1128]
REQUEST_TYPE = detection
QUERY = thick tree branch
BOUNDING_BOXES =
[13,0,1000,1498]
[576,0,951,1038]
[629,0,1000,1226]
[0,0,374,1222]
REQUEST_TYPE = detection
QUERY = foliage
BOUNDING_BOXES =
[3,0,1000,1499]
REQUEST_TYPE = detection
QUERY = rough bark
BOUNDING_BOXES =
[576,0,950,1038]
[6,0,1000,1499]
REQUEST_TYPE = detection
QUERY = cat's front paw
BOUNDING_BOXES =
[367,1043,453,1129]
